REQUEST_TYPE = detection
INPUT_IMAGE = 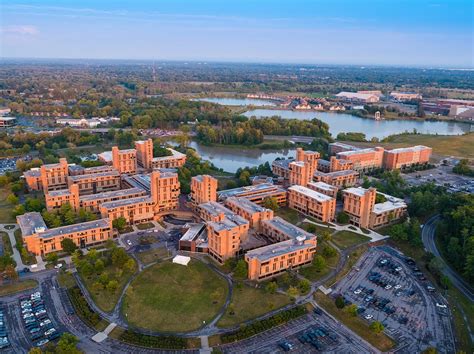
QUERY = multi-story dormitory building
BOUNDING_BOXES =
[19,142,186,256]
[189,174,318,281]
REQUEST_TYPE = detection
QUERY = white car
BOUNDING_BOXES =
[126,240,132,246]
[364,314,373,320]
[394,284,402,290]
[23,313,34,319]
[35,339,49,347]
[44,328,56,336]
[395,267,402,272]
[354,289,362,295]
[385,285,392,290]
[40,319,51,327]
[436,303,447,309]
[35,310,46,317]
[54,263,63,269]
[380,259,388,265]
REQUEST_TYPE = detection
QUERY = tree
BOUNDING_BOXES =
[124,258,135,273]
[45,252,59,265]
[233,259,248,279]
[106,280,119,292]
[321,244,337,258]
[298,279,311,294]
[111,247,129,267]
[421,347,437,354]
[60,238,77,255]
[287,286,299,299]
[312,255,326,272]
[440,275,451,290]
[265,281,278,294]
[94,259,105,273]
[345,303,358,316]
[370,321,384,334]
[336,212,350,224]
[335,296,345,309]
[6,193,19,205]
[262,196,279,211]
[4,264,18,282]
[28,348,43,354]
[320,229,332,242]
[56,333,81,354]
[112,217,127,232]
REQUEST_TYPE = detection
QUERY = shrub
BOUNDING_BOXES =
[119,330,187,349]
[335,296,345,309]
[67,286,102,327]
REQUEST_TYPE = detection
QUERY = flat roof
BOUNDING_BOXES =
[314,169,358,178]
[69,170,120,182]
[288,185,334,202]
[24,169,41,177]
[337,147,382,157]
[40,218,110,239]
[317,159,330,166]
[218,183,284,199]
[98,151,113,162]
[245,238,315,262]
[262,216,313,240]
[80,187,146,202]
[17,212,48,237]
[47,189,71,197]
[329,142,359,150]
[308,181,337,192]
[344,187,369,197]
[226,197,270,214]
[271,159,292,170]
[180,223,206,242]
[152,148,186,161]
[336,91,377,99]
[385,145,431,154]
[100,196,153,210]
[372,192,407,214]
[208,216,248,231]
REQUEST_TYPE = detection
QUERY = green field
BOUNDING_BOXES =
[136,222,155,230]
[299,244,340,282]
[135,247,170,265]
[0,231,13,255]
[341,132,474,160]
[217,284,291,328]
[0,280,38,297]
[331,231,371,249]
[275,207,300,224]
[122,260,228,332]
[0,188,15,223]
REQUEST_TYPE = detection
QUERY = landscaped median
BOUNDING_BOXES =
[121,259,228,332]
[314,292,396,352]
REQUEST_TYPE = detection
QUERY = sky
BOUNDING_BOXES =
[0,0,473,67]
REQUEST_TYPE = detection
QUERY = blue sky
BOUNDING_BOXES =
[1,0,472,67]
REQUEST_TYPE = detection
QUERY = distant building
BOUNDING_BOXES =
[383,146,432,170]
[336,92,379,103]
[56,118,101,128]
[313,169,359,188]
[390,92,422,101]
[0,116,16,128]
[218,183,287,206]
[336,147,385,172]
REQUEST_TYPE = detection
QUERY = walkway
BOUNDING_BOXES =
[302,218,389,242]
[0,223,24,271]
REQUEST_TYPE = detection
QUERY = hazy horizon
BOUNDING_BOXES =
[1,0,473,68]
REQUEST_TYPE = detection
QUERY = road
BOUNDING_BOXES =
[421,214,474,302]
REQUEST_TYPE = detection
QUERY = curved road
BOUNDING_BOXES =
[422,214,474,302]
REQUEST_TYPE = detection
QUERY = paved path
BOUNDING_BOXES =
[302,218,388,242]
[421,215,474,302]
[0,224,24,271]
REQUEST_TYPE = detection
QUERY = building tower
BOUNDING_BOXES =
[190,175,218,208]
[135,139,154,170]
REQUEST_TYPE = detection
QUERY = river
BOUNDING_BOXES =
[193,97,277,106]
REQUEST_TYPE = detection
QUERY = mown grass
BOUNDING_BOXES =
[135,247,170,265]
[331,231,371,250]
[0,231,13,255]
[217,284,291,328]
[0,188,15,223]
[0,280,38,297]
[122,260,228,332]
[275,207,300,224]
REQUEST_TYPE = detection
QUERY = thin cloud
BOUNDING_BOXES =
[1,25,39,35]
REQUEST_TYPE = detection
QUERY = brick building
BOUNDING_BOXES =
[288,185,336,222]
[225,197,274,232]
[190,175,218,209]
[383,146,432,170]
[337,147,385,172]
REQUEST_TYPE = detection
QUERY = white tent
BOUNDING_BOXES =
[172,255,191,266]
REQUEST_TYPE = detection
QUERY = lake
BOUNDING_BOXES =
[243,109,473,140]
[184,141,296,173]
[193,97,277,106]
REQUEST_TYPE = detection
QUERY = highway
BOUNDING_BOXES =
[421,214,474,302]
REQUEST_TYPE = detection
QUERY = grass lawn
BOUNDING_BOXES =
[325,244,369,288]
[217,284,291,328]
[119,226,134,234]
[340,132,474,159]
[275,207,300,224]
[136,247,170,265]
[79,259,137,312]
[136,222,155,230]
[0,280,38,297]
[314,292,396,352]
[299,245,340,282]
[331,231,371,250]
[57,271,76,289]
[302,222,335,236]
[122,260,228,332]
[0,188,15,223]
[0,231,13,255]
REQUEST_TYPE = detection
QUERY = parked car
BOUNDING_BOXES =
[35,339,49,347]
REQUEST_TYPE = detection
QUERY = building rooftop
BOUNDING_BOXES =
[372,193,407,215]
[68,165,84,173]
[17,212,48,237]
[119,149,136,154]
[208,216,248,232]
[152,148,186,161]
[344,187,370,197]
[68,169,120,182]
[308,181,337,192]
[24,169,41,178]
[80,187,146,202]
[317,159,330,167]
[226,197,270,214]
[39,218,110,239]
[218,183,284,199]
[337,147,383,157]
[47,189,71,197]
[271,158,292,170]
[245,238,315,262]
[100,196,153,210]
[262,216,314,241]
[289,185,334,202]
[329,142,359,151]
[314,169,359,178]
[180,223,207,242]
[385,145,431,154]
[98,151,113,163]
[336,92,378,100]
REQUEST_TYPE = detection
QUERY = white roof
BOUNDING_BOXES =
[308,181,337,192]
[336,92,377,100]
[386,146,431,154]
[172,255,191,266]
[288,185,334,202]
[344,187,369,197]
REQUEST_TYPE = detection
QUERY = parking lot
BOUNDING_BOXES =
[220,309,377,354]
[332,246,455,353]
[402,164,474,193]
